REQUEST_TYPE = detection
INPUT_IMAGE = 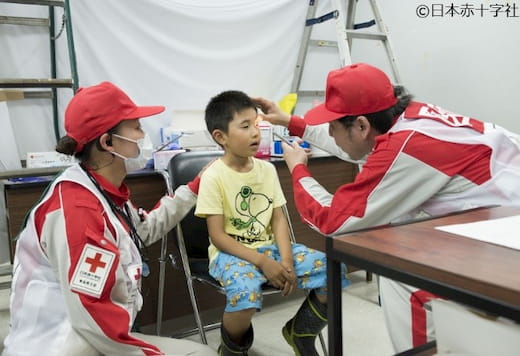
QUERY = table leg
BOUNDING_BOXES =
[327,238,343,356]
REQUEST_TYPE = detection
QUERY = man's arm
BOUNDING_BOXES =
[291,131,456,235]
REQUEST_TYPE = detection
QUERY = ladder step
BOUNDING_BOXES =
[0,264,12,276]
[0,15,49,26]
[0,78,73,88]
[310,33,388,49]
[0,0,64,6]
[310,39,338,48]
[23,90,54,99]
[297,90,325,97]
[0,89,53,99]
[345,30,387,41]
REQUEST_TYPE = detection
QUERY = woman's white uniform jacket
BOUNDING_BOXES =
[289,101,520,235]
[4,164,198,355]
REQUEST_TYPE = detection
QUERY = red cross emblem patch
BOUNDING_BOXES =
[70,244,115,298]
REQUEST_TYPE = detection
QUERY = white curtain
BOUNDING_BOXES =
[3,0,520,165]
[0,0,314,264]
[0,0,309,154]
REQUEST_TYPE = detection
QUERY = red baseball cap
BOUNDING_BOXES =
[304,63,398,125]
[65,81,165,152]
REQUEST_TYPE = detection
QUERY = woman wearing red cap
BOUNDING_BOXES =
[4,82,217,355]
[255,63,520,353]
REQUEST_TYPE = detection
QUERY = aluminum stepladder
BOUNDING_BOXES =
[0,0,79,142]
[291,0,403,101]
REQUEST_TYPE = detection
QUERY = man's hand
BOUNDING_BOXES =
[281,141,309,173]
[252,97,291,127]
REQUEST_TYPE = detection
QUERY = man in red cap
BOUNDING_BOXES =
[4,82,217,356]
[255,63,520,352]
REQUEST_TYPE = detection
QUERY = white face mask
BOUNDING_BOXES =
[111,133,153,173]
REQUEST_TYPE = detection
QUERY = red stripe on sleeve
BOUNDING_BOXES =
[291,131,402,234]
[402,132,492,185]
[288,115,307,137]
[34,186,61,238]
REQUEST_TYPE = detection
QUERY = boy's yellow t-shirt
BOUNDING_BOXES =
[195,158,286,262]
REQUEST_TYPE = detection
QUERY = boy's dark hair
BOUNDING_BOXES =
[204,90,256,134]
[338,86,413,134]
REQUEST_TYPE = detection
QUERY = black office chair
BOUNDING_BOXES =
[167,151,327,355]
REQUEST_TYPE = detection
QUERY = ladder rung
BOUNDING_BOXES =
[297,90,325,97]
[345,30,387,41]
[0,264,12,276]
[310,39,338,48]
[0,78,73,88]
[0,0,64,6]
[23,90,54,99]
[0,15,49,26]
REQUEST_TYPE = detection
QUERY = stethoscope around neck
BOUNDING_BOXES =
[80,164,150,277]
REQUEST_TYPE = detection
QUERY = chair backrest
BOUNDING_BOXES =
[167,150,223,258]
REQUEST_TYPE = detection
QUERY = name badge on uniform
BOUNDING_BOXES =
[70,244,115,298]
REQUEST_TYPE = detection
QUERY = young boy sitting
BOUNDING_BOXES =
[195,90,349,356]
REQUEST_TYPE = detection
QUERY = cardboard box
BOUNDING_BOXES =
[153,149,186,171]
[26,152,77,168]
[432,299,520,355]
[0,90,24,102]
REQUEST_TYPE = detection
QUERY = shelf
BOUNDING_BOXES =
[0,15,48,26]
[0,0,64,7]
[0,78,73,88]
[0,166,65,180]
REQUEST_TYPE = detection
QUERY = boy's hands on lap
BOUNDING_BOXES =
[280,259,297,296]
[259,256,296,296]
[259,257,292,291]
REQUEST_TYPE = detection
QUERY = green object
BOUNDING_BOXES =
[218,323,253,356]
[50,0,79,142]
[0,0,79,143]
[282,289,327,356]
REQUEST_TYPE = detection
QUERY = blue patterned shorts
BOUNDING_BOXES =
[209,243,349,312]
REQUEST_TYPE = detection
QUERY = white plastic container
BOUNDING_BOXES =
[255,122,272,158]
